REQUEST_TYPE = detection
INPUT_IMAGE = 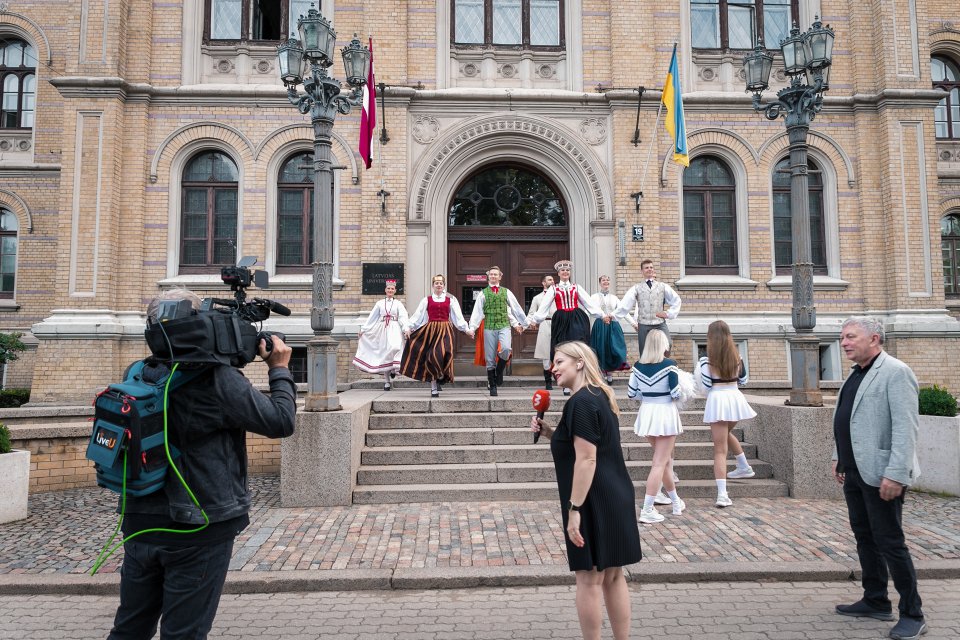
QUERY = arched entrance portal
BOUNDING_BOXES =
[447,164,569,371]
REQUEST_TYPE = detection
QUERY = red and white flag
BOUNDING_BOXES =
[359,37,376,169]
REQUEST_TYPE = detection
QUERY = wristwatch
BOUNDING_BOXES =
[567,501,581,512]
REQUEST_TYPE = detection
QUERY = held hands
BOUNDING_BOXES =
[514,325,524,334]
[466,329,476,339]
[403,329,411,339]
[566,511,584,548]
[259,335,292,369]
[528,321,538,330]
[602,315,612,325]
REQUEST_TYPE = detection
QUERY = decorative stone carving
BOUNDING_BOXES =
[411,116,441,145]
[737,67,746,81]
[0,134,31,152]
[774,68,787,82]
[499,63,517,78]
[698,67,717,82]
[255,59,273,74]
[537,64,555,79]
[579,118,607,145]
[461,63,479,78]
[215,59,235,74]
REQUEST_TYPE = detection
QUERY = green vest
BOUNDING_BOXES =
[483,287,510,330]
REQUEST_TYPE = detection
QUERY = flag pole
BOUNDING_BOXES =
[637,42,677,222]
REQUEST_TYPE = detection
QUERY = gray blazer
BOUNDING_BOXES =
[831,351,921,488]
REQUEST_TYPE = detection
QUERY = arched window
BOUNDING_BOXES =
[0,208,18,298]
[683,156,738,273]
[277,151,315,272]
[772,157,826,274]
[933,56,960,140]
[448,165,566,227]
[0,39,36,129]
[180,151,238,270]
[942,213,960,297]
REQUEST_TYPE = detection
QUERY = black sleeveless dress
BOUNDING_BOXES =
[550,386,642,571]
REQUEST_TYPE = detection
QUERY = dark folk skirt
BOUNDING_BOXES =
[590,320,629,372]
[550,308,591,360]
[400,321,456,383]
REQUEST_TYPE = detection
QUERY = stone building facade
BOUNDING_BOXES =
[1,0,960,402]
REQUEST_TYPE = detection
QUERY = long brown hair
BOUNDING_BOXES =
[554,341,620,416]
[706,320,739,380]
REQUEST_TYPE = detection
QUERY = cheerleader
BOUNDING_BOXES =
[528,260,608,394]
[527,274,555,390]
[589,275,631,383]
[699,320,757,508]
[353,280,409,390]
[400,274,474,397]
[627,329,684,523]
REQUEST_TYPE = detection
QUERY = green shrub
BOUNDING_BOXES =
[0,423,11,454]
[0,389,29,408]
[919,384,959,417]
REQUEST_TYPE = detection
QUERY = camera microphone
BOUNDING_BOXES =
[264,299,292,316]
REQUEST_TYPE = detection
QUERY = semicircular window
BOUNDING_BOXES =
[449,166,566,227]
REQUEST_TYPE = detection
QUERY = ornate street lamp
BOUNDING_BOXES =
[744,18,835,407]
[277,4,370,411]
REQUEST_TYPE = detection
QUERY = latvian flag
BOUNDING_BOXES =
[359,37,376,169]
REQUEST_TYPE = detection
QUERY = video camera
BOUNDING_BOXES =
[145,257,292,368]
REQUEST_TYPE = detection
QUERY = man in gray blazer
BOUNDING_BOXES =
[831,316,926,640]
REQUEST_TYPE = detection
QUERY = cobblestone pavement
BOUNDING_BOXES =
[1,476,959,576]
[2,579,959,639]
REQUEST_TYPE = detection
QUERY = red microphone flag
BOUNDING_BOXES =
[358,37,376,169]
[532,389,551,444]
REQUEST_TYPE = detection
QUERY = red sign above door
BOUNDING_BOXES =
[465,274,487,282]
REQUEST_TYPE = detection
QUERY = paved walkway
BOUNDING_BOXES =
[1,475,959,593]
[3,579,960,639]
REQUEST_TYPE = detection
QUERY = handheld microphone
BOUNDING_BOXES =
[531,389,551,444]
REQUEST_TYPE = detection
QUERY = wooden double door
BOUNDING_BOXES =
[447,238,567,369]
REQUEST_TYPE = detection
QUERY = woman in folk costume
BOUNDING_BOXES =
[589,275,631,384]
[401,274,474,397]
[528,260,609,395]
[528,274,556,390]
[353,279,409,391]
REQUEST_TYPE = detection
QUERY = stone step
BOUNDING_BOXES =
[356,459,775,485]
[369,397,660,414]
[360,441,758,465]
[351,479,789,504]
[367,410,714,430]
[364,426,742,447]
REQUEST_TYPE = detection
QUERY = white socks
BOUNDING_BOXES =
[735,453,749,470]
[431,380,438,391]
[716,479,728,495]
[667,490,679,502]
[643,494,656,510]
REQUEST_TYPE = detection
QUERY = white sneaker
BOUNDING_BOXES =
[727,466,756,479]
[639,506,665,524]
[671,498,686,516]
[654,491,672,505]
[715,494,733,508]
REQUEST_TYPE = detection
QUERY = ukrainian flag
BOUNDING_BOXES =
[661,44,689,167]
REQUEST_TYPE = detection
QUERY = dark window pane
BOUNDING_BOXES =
[215,189,237,214]
[448,165,566,226]
[183,189,207,213]
[280,152,314,183]
[181,241,207,264]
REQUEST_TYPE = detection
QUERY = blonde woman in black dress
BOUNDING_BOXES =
[530,341,640,640]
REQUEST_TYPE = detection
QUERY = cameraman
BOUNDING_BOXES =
[108,289,297,640]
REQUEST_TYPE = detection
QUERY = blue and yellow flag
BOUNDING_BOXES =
[661,44,689,167]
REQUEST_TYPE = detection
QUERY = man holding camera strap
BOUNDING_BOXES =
[108,289,297,640]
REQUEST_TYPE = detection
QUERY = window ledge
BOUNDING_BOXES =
[159,274,346,291]
[766,275,850,291]
[675,275,759,291]
[0,299,21,311]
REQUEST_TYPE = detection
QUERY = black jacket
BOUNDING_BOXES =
[120,362,297,525]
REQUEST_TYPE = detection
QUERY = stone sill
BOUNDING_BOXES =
[675,275,759,291]
[0,299,20,311]
[766,275,850,291]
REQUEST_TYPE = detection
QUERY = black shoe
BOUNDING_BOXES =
[430,389,439,398]
[495,358,507,386]
[436,383,442,392]
[890,617,927,640]
[835,600,895,621]
[543,370,553,390]
[384,383,391,391]
[390,372,396,379]
[487,370,498,397]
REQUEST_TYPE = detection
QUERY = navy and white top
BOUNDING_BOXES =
[697,356,748,388]
[627,359,681,403]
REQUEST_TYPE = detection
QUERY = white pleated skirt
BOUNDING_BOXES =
[703,386,757,423]
[633,400,683,437]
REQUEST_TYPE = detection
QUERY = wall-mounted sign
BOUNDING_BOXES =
[466,274,487,283]
[361,263,404,295]
[632,225,644,242]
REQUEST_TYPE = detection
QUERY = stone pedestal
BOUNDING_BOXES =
[0,449,30,523]
[280,391,377,506]
[744,396,840,499]
[914,415,960,496]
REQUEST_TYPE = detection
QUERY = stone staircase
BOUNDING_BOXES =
[353,386,789,504]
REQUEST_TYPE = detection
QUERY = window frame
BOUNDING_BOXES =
[275,150,326,275]
[179,151,240,273]
[682,156,740,275]
[0,207,18,299]
[451,0,566,51]
[772,157,827,275]
[203,0,311,44]
[690,0,799,52]
[942,213,960,298]
[0,38,37,130]
[933,55,960,140]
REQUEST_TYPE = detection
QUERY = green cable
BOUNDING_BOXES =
[90,363,210,575]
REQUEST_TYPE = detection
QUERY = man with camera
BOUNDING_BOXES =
[107,289,297,640]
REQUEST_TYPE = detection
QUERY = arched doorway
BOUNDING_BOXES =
[447,163,569,371]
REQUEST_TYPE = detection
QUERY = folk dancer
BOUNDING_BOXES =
[353,279,409,390]
[589,275,630,383]
[400,274,474,397]
[468,266,529,397]
[614,259,681,354]
[528,274,556,390]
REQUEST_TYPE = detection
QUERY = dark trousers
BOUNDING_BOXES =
[637,322,671,355]
[843,468,923,619]
[108,538,235,640]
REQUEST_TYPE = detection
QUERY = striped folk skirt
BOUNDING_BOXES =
[400,321,456,383]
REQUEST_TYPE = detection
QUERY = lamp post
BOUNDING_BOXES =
[277,5,370,411]
[744,18,834,407]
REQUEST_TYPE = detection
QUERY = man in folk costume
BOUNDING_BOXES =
[528,274,555,390]
[353,279,409,391]
[468,265,529,397]
[614,259,681,354]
